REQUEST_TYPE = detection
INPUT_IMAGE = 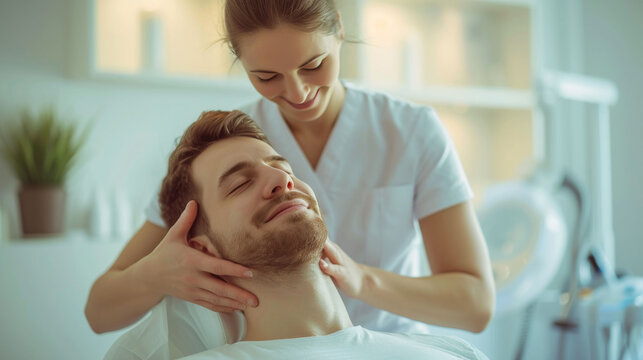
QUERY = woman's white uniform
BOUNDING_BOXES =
[145,81,473,334]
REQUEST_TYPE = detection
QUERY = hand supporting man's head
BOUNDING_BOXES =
[160,111,328,276]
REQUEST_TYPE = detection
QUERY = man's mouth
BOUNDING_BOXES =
[264,199,310,223]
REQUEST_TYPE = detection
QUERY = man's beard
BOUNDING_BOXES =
[217,192,328,274]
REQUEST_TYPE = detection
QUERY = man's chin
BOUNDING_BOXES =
[232,216,328,274]
[264,207,317,226]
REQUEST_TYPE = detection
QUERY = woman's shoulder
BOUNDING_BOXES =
[343,81,437,124]
[343,81,440,138]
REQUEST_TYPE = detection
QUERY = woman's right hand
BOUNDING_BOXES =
[134,201,258,312]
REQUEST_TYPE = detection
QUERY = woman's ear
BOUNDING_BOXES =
[336,10,345,41]
[188,234,222,258]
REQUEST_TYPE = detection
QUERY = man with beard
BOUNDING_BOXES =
[157,110,488,359]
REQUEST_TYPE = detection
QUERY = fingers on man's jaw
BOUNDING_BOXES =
[320,259,335,276]
[187,241,254,277]
[191,247,253,277]
[195,288,250,310]
[182,200,196,217]
[172,200,197,236]
[322,242,340,262]
[209,258,254,278]
[199,276,253,302]
[194,300,238,313]
[219,260,254,278]
[216,283,258,308]
[236,292,259,308]
[215,307,238,313]
[217,297,249,310]
[190,234,209,243]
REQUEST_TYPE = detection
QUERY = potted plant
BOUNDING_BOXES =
[1,107,88,237]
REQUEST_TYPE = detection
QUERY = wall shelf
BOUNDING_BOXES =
[85,71,533,110]
[88,72,255,93]
[390,0,532,9]
[380,85,533,110]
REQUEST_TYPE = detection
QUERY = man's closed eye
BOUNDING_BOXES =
[230,180,251,195]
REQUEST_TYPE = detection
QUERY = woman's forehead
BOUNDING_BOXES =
[238,25,332,70]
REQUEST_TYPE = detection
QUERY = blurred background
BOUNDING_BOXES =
[0,0,641,359]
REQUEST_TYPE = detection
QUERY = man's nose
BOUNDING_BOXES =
[263,169,294,199]
[283,75,308,104]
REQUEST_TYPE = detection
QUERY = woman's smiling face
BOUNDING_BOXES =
[237,24,343,124]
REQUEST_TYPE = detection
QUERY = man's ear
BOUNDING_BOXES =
[188,234,222,258]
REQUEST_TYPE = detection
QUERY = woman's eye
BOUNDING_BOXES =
[303,61,323,71]
[257,75,277,82]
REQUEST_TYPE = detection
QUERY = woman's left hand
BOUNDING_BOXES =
[319,239,367,298]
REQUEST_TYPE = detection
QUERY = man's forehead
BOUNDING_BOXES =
[193,137,279,176]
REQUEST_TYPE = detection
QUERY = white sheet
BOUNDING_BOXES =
[177,326,489,360]
[104,297,245,360]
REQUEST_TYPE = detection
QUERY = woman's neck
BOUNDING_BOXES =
[230,263,353,342]
[283,81,346,169]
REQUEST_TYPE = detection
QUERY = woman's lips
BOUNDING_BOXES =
[285,89,320,110]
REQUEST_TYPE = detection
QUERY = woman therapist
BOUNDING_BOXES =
[85,0,495,335]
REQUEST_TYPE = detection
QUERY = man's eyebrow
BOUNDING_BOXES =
[249,53,326,74]
[265,155,289,165]
[218,155,291,188]
[218,161,252,188]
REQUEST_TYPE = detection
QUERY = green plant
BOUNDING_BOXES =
[1,107,89,186]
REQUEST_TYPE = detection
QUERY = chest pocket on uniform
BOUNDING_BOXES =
[365,184,416,267]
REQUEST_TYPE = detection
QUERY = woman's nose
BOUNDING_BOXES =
[263,168,294,199]
[283,75,308,104]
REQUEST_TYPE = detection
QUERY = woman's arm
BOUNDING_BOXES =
[85,221,167,334]
[320,201,495,333]
[85,202,258,334]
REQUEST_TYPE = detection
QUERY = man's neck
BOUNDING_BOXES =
[229,263,353,341]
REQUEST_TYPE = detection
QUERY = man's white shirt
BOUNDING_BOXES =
[177,326,488,360]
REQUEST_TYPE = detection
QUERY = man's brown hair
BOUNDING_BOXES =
[159,110,269,237]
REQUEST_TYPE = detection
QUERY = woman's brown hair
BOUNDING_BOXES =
[223,0,341,57]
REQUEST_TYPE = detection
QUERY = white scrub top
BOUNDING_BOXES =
[146,81,473,333]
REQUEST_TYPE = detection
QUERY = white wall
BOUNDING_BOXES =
[580,0,643,276]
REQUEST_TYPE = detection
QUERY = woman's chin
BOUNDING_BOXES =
[279,103,325,123]
[278,91,332,123]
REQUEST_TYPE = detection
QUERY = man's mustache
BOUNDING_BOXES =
[252,191,319,227]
